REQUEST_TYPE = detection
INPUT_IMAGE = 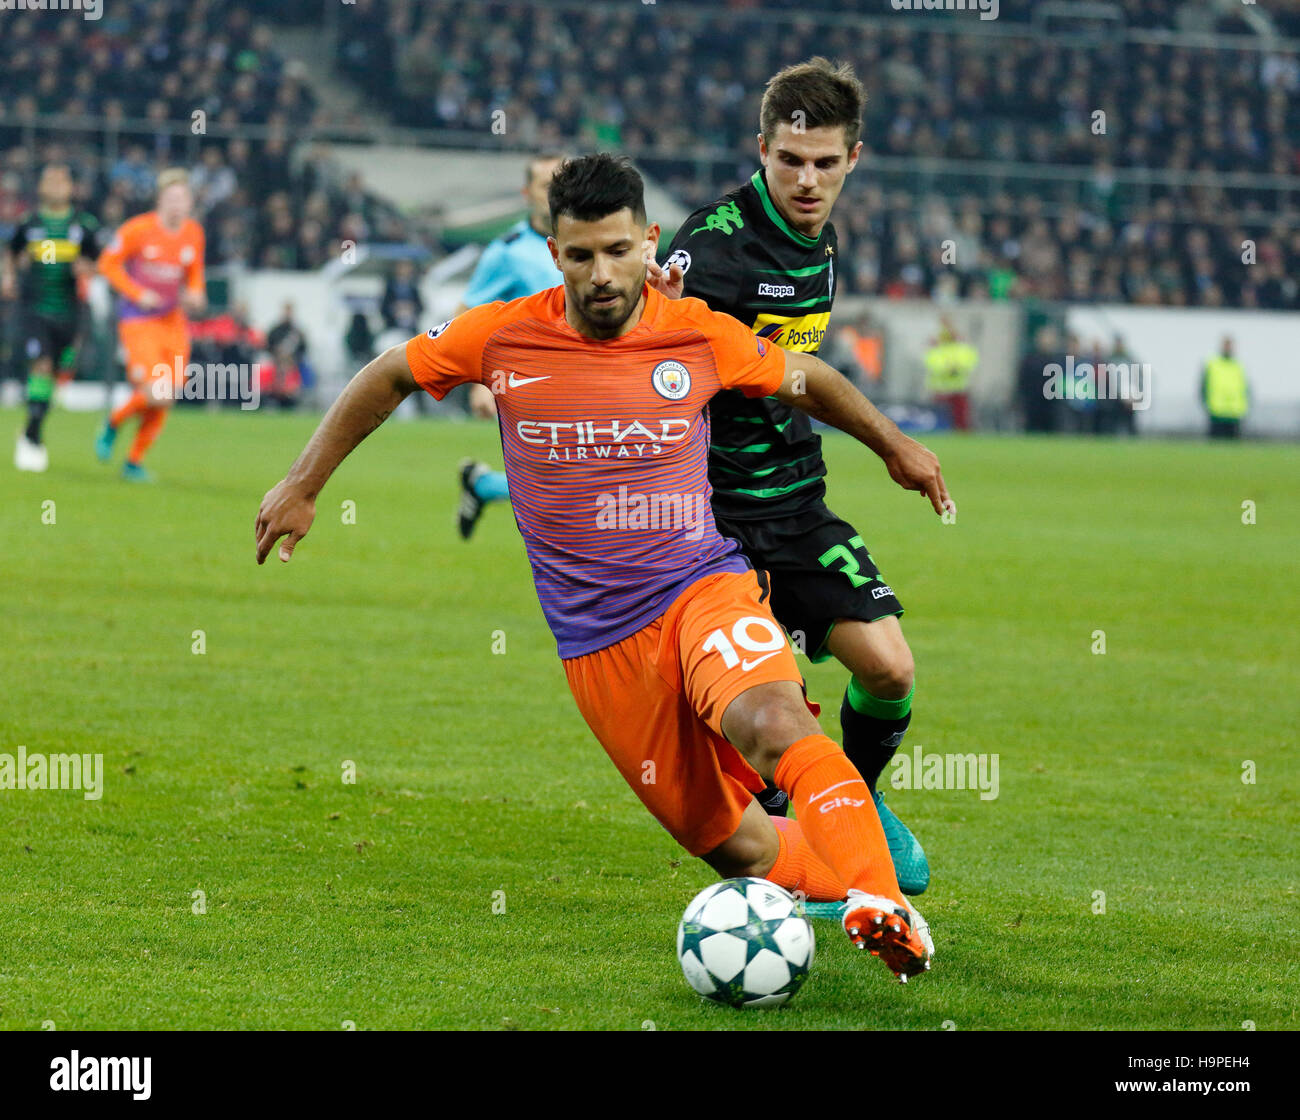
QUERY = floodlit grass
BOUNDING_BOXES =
[2,405,1296,1030]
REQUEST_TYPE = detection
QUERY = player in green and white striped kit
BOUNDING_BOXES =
[4,163,100,472]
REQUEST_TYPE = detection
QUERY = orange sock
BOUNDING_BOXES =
[768,817,847,901]
[110,389,150,429]
[127,406,168,464]
[773,733,904,907]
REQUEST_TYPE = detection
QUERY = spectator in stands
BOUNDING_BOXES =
[108,146,154,205]
[1018,324,1060,433]
[190,302,264,402]
[344,309,375,367]
[381,259,424,330]
[258,303,315,410]
[260,344,308,411]
[267,301,308,364]
[1097,335,1139,436]
[191,147,237,217]
[4,0,1297,311]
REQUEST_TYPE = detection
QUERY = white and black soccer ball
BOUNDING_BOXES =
[676,878,815,1008]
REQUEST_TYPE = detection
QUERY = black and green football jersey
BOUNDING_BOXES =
[8,209,100,323]
[665,170,837,520]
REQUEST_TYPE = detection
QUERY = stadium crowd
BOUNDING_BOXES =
[337,0,1300,308]
[0,0,1296,311]
[0,0,414,270]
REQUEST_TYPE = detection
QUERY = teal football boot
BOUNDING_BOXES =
[873,790,929,896]
[94,421,117,462]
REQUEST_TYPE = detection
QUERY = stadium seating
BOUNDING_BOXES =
[0,0,414,270]
[0,0,1296,308]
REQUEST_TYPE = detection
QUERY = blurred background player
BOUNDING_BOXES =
[455,153,563,538]
[659,58,933,896]
[94,169,206,482]
[4,163,100,472]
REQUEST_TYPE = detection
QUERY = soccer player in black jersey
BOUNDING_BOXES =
[4,163,100,473]
[653,58,950,895]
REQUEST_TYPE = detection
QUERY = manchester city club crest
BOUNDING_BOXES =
[651,360,691,400]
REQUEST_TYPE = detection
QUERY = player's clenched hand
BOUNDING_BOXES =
[880,434,953,516]
[644,250,685,300]
[255,481,316,565]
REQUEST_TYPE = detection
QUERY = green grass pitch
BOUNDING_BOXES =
[2,404,1296,1030]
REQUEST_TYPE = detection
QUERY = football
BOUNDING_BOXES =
[676,878,815,1008]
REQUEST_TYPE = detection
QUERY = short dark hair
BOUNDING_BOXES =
[548,153,646,233]
[760,57,865,149]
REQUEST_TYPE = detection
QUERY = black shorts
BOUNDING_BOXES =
[23,314,79,370]
[716,504,904,662]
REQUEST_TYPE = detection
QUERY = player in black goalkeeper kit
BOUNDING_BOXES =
[657,59,950,895]
[4,163,100,472]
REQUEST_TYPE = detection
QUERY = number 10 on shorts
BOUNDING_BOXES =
[702,616,787,671]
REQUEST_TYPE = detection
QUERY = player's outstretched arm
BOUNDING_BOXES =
[775,349,953,515]
[256,344,418,564]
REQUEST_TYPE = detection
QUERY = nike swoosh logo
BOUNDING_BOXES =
[741,651,781,671]
[507,372,550,388]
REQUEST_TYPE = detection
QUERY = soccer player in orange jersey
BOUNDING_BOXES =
[256,155,952,982]
[94,169,206,481]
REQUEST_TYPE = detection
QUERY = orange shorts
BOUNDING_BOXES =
[563,569,815,857]
[119,310,190,388]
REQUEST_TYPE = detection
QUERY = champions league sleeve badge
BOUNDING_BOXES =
[664,249,692,275]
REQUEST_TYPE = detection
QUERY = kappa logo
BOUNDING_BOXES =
[757,283,796,298]
[664,248,692,275]
[651,360,691,401]
[871,584,894,600]
[426,320,451,340]
[690,200,744,237]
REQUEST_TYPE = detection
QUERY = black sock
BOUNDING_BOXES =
[840,687,912,791]
[756,782,789,817]
[25,399,50,444]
